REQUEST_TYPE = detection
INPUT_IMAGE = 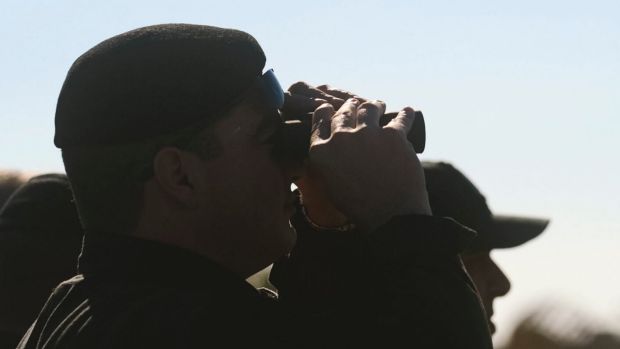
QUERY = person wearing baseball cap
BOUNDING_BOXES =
[18,24,491,348]
[0,174,83,349]
[423,161,549,334]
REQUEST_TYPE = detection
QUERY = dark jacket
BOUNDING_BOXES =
[271,201,493,348]
[17,232,291,349]
[18,214,492,348]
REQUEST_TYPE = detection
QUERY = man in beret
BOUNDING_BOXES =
[18,24,492,348]
[422,161,549,335]
[0,174,83,349]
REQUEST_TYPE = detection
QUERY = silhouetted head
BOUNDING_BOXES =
[0,174,82,343]
[423,161,549,333]
[56,24,298,278]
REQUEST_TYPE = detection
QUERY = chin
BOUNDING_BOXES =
[488,320,496,334]
[255,223,297,268]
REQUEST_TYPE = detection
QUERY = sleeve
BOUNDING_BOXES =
[271,214,494,349]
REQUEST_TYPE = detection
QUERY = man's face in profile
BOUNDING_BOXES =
[462,250,511,334]
[188,101,298,276]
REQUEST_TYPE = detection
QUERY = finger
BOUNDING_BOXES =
[331,98,359,131]
[384,107,415,138]
[288,81,345,108]
[281,92,326,120]
[316,85,367,104]
[311,103,334,143]
[357,100,386,128]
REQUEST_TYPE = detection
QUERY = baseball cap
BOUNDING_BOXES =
[54,23,268,148]
[422,161,549,253]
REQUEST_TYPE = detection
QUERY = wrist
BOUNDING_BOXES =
[300,200,355,232]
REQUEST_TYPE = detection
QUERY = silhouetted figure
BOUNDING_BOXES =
[423,161,549,334]
[18,24,492,348]
[0,174,82,348]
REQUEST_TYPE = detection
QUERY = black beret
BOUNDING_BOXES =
[54,24,266,148]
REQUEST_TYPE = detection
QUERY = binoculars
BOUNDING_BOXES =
[274,110,425,163]
[255,70,426,163]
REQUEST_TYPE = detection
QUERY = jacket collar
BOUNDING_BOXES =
[78,231,259,298]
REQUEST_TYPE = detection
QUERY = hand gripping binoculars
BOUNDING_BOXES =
[256,70,426,163]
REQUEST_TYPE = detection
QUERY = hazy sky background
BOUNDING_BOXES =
[1,0,618,345]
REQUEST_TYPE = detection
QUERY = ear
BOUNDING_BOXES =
[152,147,201,208]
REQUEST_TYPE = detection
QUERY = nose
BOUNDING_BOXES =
[490,261,511,297]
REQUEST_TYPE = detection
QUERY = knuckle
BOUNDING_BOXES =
[403,106,415,114]
[288,81,309,93]
[315,103,334,116]
[359,102,381,114]
[313,105,328,115]
[331,118,350,130]
[383,126,403,138]
[402,109,415,120]
[336,110,355,119]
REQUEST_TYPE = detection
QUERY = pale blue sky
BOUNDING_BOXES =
[1,0,619,344]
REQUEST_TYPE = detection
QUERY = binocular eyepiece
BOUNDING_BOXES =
[273,110,425,163]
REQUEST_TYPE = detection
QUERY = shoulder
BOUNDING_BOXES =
[22,278,282,349]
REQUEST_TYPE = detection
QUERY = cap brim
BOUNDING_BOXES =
[485,215,549,249]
